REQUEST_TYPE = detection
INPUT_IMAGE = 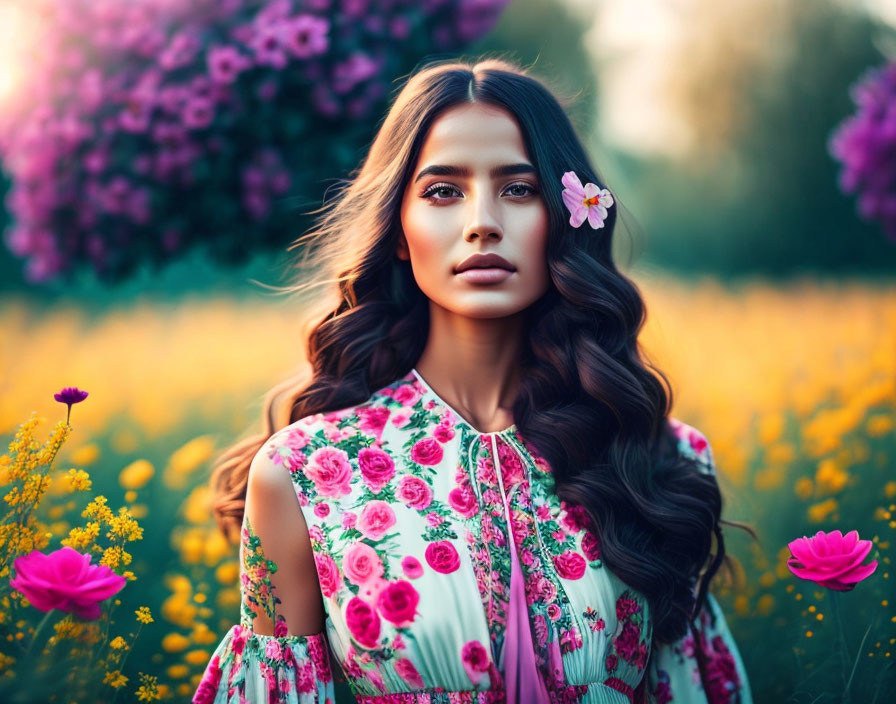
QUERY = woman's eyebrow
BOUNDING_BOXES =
[413,163,536,183]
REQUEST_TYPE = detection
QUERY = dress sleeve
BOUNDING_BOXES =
[645,420,753,703]
[644,592,753,704]
[192,437,336,704]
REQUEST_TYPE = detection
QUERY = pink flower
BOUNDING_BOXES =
[396,475,433,510]
[448,484,479,518]
[344,597,380,649]
[280,15,330,59]
[376,580,420,627]
[424,541,461,574]
[410,438,443,466]
[357,501,396,540]
[358,447,395,493]
[305,447,353,498]
[553,551,587,580]
[313,553,341,597]
[787,529,878,590]
[461,640,491,684]
[561,171,614,229]
[342,542,384,586]
[192,653,222,704]
[10,546,126,620]
[401,555,424,579]
[394,657,424,688]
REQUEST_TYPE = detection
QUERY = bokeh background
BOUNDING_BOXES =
[1,0,894,701]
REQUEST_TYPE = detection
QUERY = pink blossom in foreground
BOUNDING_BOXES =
[786,528,878,591]
[10,546,127,620]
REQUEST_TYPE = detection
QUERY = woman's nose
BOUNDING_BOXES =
[462,194,503,241]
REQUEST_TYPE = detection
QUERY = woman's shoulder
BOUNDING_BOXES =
[667,416,716,476]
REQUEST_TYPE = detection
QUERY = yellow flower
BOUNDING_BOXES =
[135,606,153,624]
[109,636,127,650]
[62,522,100,550]
[64,468,92,492]
[136,673,161,701]
[53,620,84,640]
[100,546,130,570]
[119,459,155,490]
[83,496,113,523]
[103,670,128,688]
[807,498,839,523]
[161,632,190,653]
[107,506,143,542]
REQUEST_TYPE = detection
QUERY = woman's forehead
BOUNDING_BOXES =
[415,104,529,170]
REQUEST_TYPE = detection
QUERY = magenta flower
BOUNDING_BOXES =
[561,171,614,229]
[54,386,89,424]
[10,546,127,620]
[786,529,878,591]
[281,15,330,59]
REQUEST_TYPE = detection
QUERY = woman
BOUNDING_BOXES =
[196,57,755,704]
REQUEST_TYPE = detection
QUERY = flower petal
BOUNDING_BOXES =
[562,188,583,215]
[569,206,588,228]
[583,182,600,199]
[586,207,606,229]
[561,171,584,196]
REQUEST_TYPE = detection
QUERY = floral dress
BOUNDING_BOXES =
[194,368,753,704]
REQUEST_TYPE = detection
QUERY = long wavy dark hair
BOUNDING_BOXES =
[211,56,756,672]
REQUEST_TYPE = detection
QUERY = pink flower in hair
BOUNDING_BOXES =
[561,171,614,229]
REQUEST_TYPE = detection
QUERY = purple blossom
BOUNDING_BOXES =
[54,386,89,424]
[0,0,513,283]
[829,60,896,243]
[281,15,330,59]
[207,45,251,83]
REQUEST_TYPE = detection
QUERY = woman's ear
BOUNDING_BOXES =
[395,232,410,261]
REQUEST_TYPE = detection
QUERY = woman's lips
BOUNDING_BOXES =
[455,267,514,284]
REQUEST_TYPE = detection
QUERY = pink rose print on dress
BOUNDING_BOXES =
[394,657,425,688]
[581,531,602,563]
[342,542,384,585]
[357,405,390,437]
[342,511,357,530]
[461,640,491,685]
[357,500,397,540]
[410,437,444,466]
[390,407,414,428]
[401,555,424,579]
[433,422,455,442]
[314,553,341,597]
[313,502,330,518]
[344,596,381,649]
[396,475,434,510]
[786,528,878,591]
[392,383,421,405]
[304,446,353,497]
[448,484,479,518]
[553,550,587,580]
[358,446,395,493]
[424,541,461,574]
[376,579,420,627]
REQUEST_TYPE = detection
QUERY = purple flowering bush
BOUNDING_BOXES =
[0,0,511,284]
[829,60,896,244]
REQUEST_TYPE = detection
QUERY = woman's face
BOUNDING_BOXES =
[398,102,551,319]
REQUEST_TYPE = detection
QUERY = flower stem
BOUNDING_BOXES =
[829,590,850,704]
[26,609,55,656]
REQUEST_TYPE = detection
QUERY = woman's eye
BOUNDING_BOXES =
[505,182,537,198]
[421,183,461,201]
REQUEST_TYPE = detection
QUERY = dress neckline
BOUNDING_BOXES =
[410,367,517,436]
